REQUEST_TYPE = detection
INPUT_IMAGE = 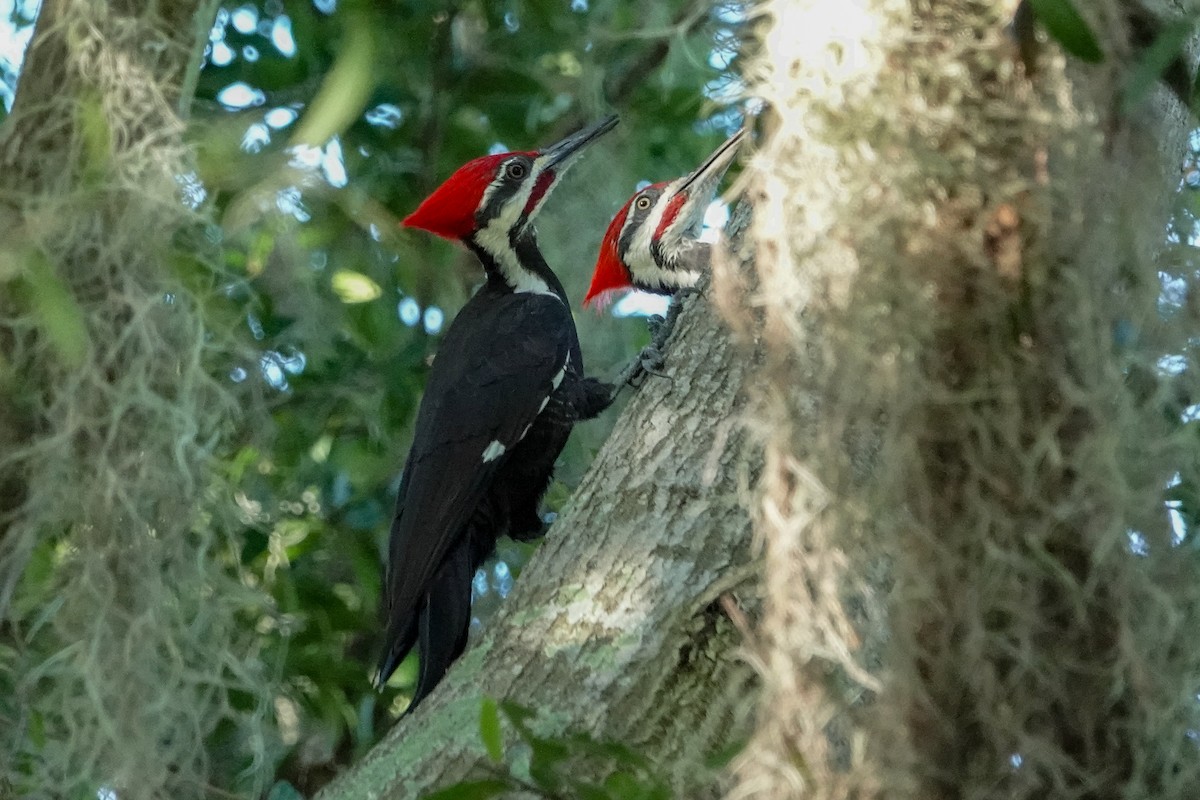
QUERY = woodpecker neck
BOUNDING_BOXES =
[631,239,708,294]
[466,228,568,303]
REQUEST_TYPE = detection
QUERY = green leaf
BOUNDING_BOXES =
[1025,0,1104,63]
[21,249,89,368]
[331,270,382,303]
[12,537,57,618]
[291,13,378,147]
[29,710,45,749]
[1123,20,1195,112]
[421,778,511,800]
[565,733,650,770]
[479,697,504,763]
[498,700,537,740]
[603,771,642,799]
[527,736,569,791]
[568,778,615,800]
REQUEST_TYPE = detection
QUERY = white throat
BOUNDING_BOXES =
[473,154,561,298]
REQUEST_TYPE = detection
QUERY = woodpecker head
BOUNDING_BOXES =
[403,115,620,245]
[584,127,744,308]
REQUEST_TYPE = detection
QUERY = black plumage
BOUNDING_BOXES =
[379,280,611,704]
[376,117,618,709]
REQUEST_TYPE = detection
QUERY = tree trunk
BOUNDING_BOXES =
[316,286,762,799]
[0,3,258,798]
[727,1,1200,798]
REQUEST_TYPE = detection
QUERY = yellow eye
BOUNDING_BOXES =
[635,195,652,210]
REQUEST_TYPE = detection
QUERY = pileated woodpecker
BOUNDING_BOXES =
[584,127,743,308]
[377,116,619,708]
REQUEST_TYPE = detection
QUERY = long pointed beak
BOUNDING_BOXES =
[656,127,745,244]
[540,114,620,170]
[676,127,744,195]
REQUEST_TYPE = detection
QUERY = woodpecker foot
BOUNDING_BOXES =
[646,313,668,342]
[611,343,671,395]
[609,292,698,399]
[613,350,649,390]
[646,290,693,353]
[636,344,670,379]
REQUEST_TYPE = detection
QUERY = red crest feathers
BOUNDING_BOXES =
[584,194,638,308]
[402,152,534,240]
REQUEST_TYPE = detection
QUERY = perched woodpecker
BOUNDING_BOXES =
[377,116,619,708]
[583,127,743,308]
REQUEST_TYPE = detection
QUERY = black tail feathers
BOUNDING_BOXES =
[375,540,474,712]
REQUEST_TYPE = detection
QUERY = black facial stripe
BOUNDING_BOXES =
[650,238,665,267]
[476,179,519,228]
[475,157,532,227]
[617,187,665,258]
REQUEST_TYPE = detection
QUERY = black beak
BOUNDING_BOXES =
[541,114,620,170]
[677,127,744,195]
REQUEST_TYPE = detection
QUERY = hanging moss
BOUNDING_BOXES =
[0,3,270,798]
[726,1,1200,798]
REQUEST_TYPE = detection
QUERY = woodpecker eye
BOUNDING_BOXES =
[505,161,527,180]
[635,195,652,210]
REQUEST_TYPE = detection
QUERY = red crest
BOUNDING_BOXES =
[584,194,638,308]
[402,151,535,240]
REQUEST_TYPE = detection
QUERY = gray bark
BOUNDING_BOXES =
[316,290,761,799]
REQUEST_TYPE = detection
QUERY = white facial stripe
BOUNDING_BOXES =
[475,219,553,295]
[628,214,656,273]
[652,176,692,256]
[626,255,701,292]
[626,242,659,279]
[474,156,560,298]
[625,182,683,270]
[482,439,507,462]
[480,172,506,209]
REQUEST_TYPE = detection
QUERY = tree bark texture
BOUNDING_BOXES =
[726,1,1200,798]
[316,289,762,799]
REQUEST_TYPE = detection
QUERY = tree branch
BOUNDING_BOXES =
[316,288,760,799]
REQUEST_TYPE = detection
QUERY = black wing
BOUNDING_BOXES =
[378,291,575,677]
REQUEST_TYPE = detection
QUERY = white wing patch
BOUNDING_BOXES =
[481,440,507,462]
[551,353,570,391]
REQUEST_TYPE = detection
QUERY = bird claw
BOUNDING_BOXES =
[647,295,688,353]
[612,344,672,393]
[613,352,648,392]
[609,292,698,398]
[637,345,669,379]
[646,313,667,341]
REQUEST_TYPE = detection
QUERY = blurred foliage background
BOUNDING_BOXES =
[1,0,745,794]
